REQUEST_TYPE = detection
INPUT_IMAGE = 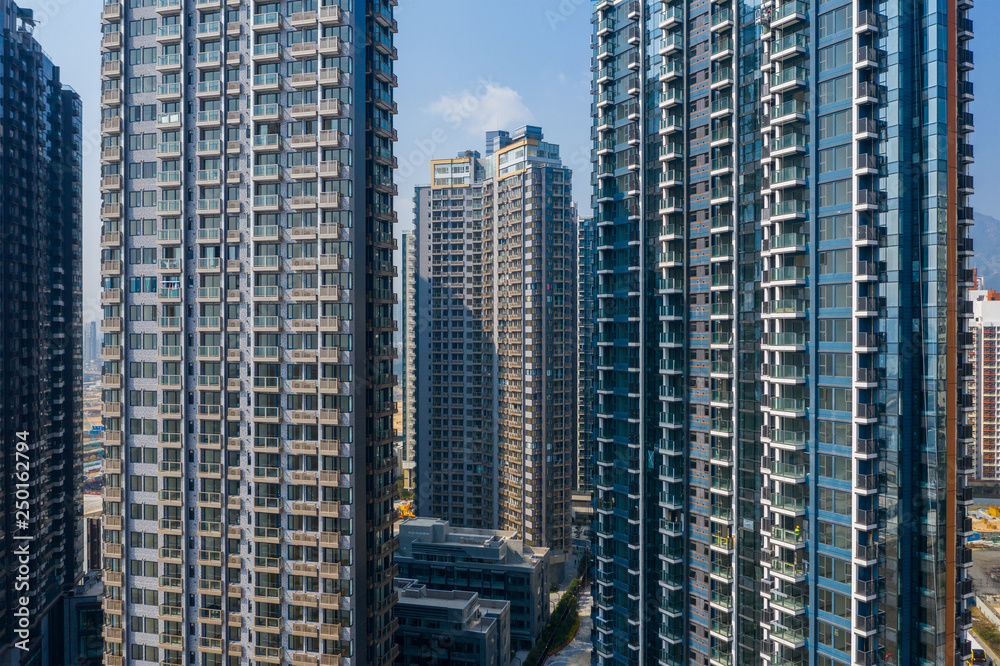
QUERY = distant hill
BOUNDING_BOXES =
[972,212,1000,290]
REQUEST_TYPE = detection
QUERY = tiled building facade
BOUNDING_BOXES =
[98,1,399,664]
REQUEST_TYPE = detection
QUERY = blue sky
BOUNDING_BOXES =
[394,0,594,232]
[23,0,992,316]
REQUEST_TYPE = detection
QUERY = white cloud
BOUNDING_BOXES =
[425,82,534,136]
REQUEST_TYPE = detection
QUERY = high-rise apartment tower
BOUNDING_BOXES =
[98,1,399,664]
[576,213,597,493]
[971,290,1000,481]
[590,1,974,665]
[399,231,417,492]
[412,127,576,559]
[0,2,83,663]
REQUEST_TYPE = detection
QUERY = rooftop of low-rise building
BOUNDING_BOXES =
[394,577,509,629]
[396,517,549,566]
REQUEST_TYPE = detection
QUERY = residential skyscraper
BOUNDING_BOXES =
[411,150,490,526]
[98,1,399,664]
[400,231,417,491]
[590,2,974,665]
[413,127,576,561]
[971,290,1000,481]
[0,2,83,662]
[85,320,101,368]
[576,213,597,493]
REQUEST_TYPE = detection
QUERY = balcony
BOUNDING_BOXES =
[318,5,342,24]
[660,34,683,56]
[101,31,122,50]
[771,99,806,125]
[100,146,121,163]
[319,36,341,56]
[196,20,222,39]
[856,10,880,33]
[101,89,122,107]
[769,200,807,221]
[196,51,222,69]
[771,32,807,61]
[253,11,281,31]
[771,166,807,189]
[856,82,884,104]
[711,8,733,31]
[156,24,181,42]
[770,1,807,29]
[770,133,807,157]
[252,42,281,62]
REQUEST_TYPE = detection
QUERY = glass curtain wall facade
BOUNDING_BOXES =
[0,3,83,662]
[590,1,974,665]
[97,0,399,664]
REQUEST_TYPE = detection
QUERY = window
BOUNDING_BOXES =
[128,362,157,378]
[127,104,156,122]
[128,305,158,321]
[818,284,850,308]
[818,387,852,412]
[128,219,156,236]
[128,503,158,520]
[128,476,158,492]
[818,587,850,618]
[127,47,156,65]
[818,521,851,549]
[129,390,158,406]
[817,621,850,652]
[129,588,158,605]
[129,532,157,547]
[128,418,159,435]
[819,319,850,343]
[128,162,157,179]
[818,109,852,139]
[819,249,852,275]
[818,487,851,515]
[127,75,156,93]
[817,554,851,584]
[129,614,158,631]
[818,353,852,377]
[818,454,851,481]
[818,145,852,173]
[818,180,850,207]
[818,75,852,105]
[128,190,157,207]
[127,248,158,264]
[128,447,157,463]
[129,645,159,661]
[128,133,157,150]
[818,5,851,37]
[126,330,157,347]
[818,421,851,447]
[127,18,157,36]
[819,214,852,241]
[819,40,851,72]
